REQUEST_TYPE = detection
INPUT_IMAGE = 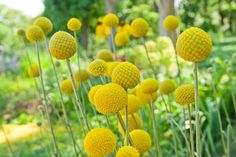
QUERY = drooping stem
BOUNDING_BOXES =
[143,39,157,80]
[149,96,162,157]
[193,62,200,157]
[188,105,194,157]
[66,59,90,131]
[36,42,61,157]
[1,125,14,157]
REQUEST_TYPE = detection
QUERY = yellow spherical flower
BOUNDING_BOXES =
[49,31,77,60]
[34,17,53,35]
[94,83,127,114]
[89,59,107,76]
[84,128,117,157]
[103,13,119,27]
[28,64,40,77]
[17,29,25,37]
[140,78,158,94]
[163,15,179,31]
[117,23,132,36]
[131,18,149,38]
[60,79,78,94]
[118,113,142,135]
[115,32,130,47]
[136,87,158,104]
[176,27,212,62]
[88,85,103,104]
[96,24,111,38]
[112,62,140,89]
[120,95,141,115]
[129,129,152,154]
[159,79,176,94]
[26,25,44,41]
[174,84,195,105]
[105,62,120,77]
[116,146,139,157]
[67,17,82,31]
[96,50,114,62]
[73,69,89,82]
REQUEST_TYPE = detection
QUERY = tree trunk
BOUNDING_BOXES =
[158,0,175,36]
[81,17,88,51]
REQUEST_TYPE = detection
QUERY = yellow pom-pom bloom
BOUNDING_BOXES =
[112,62,140,89]
[73,69,89,82]
[176,27,212,62]
[26,25,44,41]
[140,78,158,94]
[116,146,139,157]
[94,83,127,114]
[174,84,195,105]
[129,129,152,154]
[17,29,25,37]
[120,95,141,115]
[96,50,114,62]
[84,128,117,157]
[105,62,120,77]
[103,13,119,27]
[117,23,132,36]
[49,31,77,60]
[136,87,158,104]
[115,32,130,47]
[159,79,176,94]
[131,18,149,38]
[118,113,142,135]
[163,15,179,31]
[67,17,82,31]
[88,85,103,104]
[60,79,78,94]
[28,64,40,77]
[96,24,110,38]
[34,17,53,35]
[89,59,107,76]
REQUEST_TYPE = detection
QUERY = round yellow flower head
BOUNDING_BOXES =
[118,113,142,135]
[28,64,40,77]
[88,85,103,104]
[103,13,119,27]
[163,15,179,31]
[131,18,149,38]
[17,29,25,37]
[120,95,141,115]
[73,69,89,82]
[67,17,82,31]
[34,17,53,35]
[105,62,120,77]
[60,79,78,94]
[116,146,139,157]
[129,129,152,154]
[176,27,212,62]
[84,128,117,157]
[89,59,107,76]
[112,62,140,89]
[140,78,158,94]
[159,79,176,94]
[96,23,110,38]
[115,32,130,47]
[96,50,114,62]
[117,23,132,36]
[136,87,158,104]
[49,31,77,60]
[94,83,127,114]
[174,84,194,105]
[26,25,44,41]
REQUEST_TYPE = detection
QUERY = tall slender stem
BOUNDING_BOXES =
[125,104,129,146]
[1,125,14,157]
[149,96,162,157]
[188,105,194,157]
[66,59,90,131]
[110,28,117,60]
[36,42,60,157]
[193,62,200,157]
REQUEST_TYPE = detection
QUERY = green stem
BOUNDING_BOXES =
[193,62,200,157]
[131,113,139,128]
[36,42,61,157]
[125,104,129,146]
[110,28,117,60]
[188,105,194,157]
